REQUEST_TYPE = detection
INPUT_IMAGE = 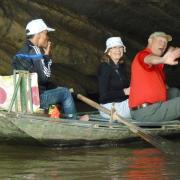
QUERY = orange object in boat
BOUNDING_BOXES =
[48,105,61,118]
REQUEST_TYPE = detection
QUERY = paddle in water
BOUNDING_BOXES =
[77,94,176,154]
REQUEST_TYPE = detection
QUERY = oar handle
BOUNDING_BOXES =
[77,94,110,115]
[77,94,135,129]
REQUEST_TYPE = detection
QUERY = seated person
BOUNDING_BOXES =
[12,18,87,120]
[129,32,180,122]
[98,37,131,119]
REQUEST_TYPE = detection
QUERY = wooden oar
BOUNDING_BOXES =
[77,94,174,154]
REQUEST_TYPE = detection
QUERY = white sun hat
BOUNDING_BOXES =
[26,19,55,35]
[104,37,126,53]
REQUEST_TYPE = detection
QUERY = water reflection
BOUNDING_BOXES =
[123,148,165,179]
[0,143,180,179]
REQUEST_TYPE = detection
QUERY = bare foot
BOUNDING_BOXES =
[79,114,89,121]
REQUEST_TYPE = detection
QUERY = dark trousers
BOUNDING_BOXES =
[130,88,180,122]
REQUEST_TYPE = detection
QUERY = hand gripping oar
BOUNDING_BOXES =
[77,94,175,154]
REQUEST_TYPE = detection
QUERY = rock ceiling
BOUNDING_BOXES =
[0,0,180,94]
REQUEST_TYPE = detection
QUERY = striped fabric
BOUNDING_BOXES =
[16,45,52,78]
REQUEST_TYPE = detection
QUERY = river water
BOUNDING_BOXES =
[0,141,180,179]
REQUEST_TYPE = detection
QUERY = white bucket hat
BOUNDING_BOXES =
[105,37,126,53]
[26,19,55,35]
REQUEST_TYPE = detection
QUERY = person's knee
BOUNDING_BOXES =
[57,86,70,94]
[63,87,71,95]
[59,87,73,101]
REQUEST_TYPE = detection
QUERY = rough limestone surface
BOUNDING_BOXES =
[0,0,180,95]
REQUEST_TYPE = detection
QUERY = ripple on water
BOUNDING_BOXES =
[0,142,180,179]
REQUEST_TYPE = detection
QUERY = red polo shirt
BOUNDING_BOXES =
[129,48,167,108]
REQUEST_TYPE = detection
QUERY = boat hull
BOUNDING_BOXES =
[0,111,180,147]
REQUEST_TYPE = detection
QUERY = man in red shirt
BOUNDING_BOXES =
[129,32,180,122]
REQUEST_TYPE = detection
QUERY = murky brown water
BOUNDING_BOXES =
[0,141,180,179]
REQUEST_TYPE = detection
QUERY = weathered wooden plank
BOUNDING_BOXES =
[0,110,180,147]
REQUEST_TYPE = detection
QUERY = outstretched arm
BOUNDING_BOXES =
[144,47,180,65]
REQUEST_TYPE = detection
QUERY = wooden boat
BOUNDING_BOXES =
[0,110,180,147]
[0,71,180,148]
